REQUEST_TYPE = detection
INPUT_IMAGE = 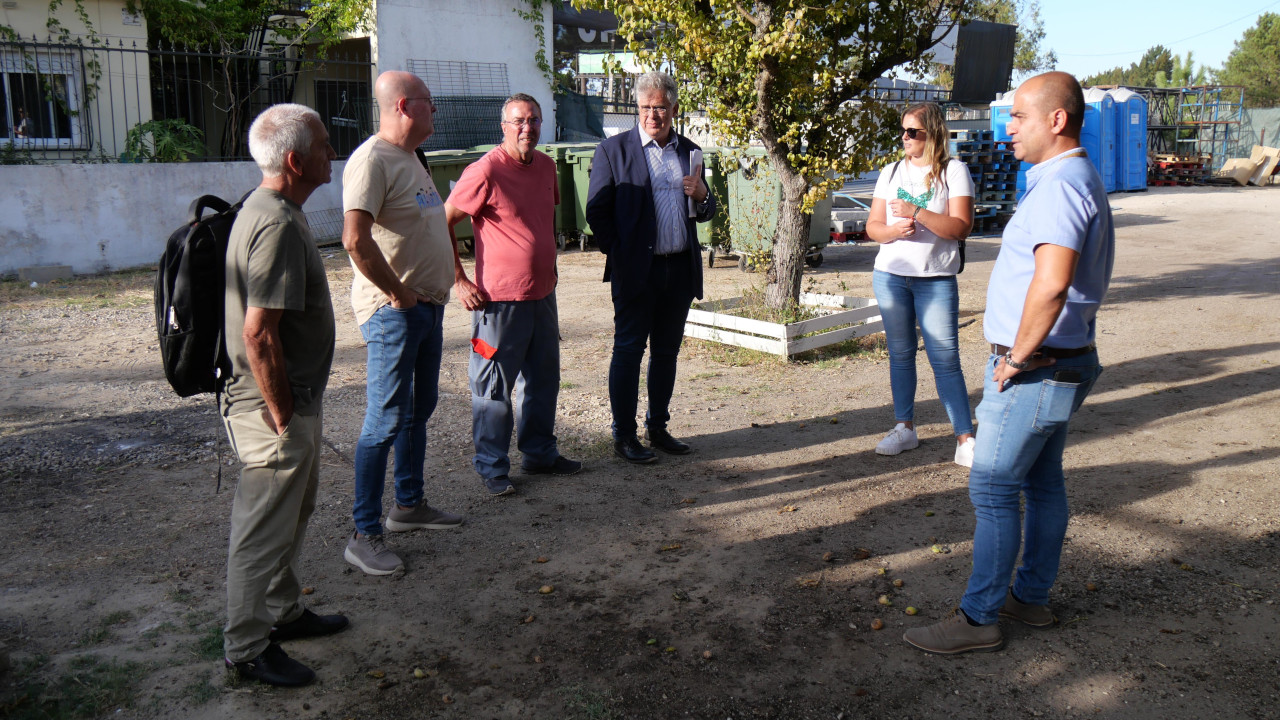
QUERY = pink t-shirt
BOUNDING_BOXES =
[448,147,559,301]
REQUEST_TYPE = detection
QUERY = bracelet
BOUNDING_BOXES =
[912,205,922,219]
[1003,352,1031,370]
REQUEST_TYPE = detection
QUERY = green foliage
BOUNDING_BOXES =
[1,143,40,165]
[1,655,143,720]
[1083,45,1172,87]
[577,0,970,307]
[1154,51,1207,88]
[1216,13,1280,108]
[123,119,204,162]
[135,0,368,52]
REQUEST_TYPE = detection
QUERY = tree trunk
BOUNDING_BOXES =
[763,167,813,311]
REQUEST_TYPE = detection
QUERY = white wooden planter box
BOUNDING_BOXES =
[684,293,883,357]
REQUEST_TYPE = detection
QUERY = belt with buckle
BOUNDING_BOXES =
[991,343,1095,359]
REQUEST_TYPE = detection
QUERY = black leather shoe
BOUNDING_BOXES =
[226,643,315,687]
[645,428,692,455]
[614,435,657,464]
[269,608,349,643]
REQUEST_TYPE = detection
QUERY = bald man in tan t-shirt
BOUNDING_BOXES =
[340,71,463,576]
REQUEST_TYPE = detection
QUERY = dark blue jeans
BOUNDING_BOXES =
[352,301,444,536]
[609,252,693,438]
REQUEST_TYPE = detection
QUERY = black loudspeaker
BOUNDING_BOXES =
[951,20,1017,104]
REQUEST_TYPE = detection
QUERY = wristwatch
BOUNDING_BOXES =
[1003,352,1031,370]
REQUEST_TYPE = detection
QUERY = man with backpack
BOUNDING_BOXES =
[341,71,464,576]
[221,104,347,686]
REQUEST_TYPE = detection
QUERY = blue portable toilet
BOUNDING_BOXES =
[989,90,1030,202]
[1081,88,1117,193]
[1107,88,1148,191]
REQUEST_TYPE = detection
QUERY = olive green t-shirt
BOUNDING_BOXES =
[222,187,335,417]
[343,136,454,325]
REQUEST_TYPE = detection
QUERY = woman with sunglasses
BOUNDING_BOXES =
[866,102,976,467]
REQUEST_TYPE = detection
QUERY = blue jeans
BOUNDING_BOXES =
[960,352,1102,624]
[470,295,561,479]
[609,252,693,438]
[872,270,974,436]
[352,302,444,536]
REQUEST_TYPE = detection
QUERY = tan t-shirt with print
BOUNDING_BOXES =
[343,135,454,325]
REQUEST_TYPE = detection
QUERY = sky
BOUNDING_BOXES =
[1038,0,1280,81]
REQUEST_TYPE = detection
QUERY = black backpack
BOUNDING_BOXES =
[155,194,244,397]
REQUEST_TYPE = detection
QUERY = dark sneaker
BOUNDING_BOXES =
[226,643,315,687]
[614,435,657,464]
[483,475,516,496]
[522,456,583,476]
[999,589,1056,628]
[903,610,1004,655]
[269,609,349,643]
[385,503,464,532]
[343,532,404,576]
[645,428,691,455]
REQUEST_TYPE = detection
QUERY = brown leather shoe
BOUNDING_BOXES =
[903,610,1004,655]
[998,589,1056,627]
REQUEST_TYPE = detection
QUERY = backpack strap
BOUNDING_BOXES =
[415,147,433,179]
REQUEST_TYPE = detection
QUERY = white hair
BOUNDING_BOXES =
[248,104,320,178]
[634,71,678,107]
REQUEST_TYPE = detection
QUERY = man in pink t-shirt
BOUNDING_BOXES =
[445,93,581,497]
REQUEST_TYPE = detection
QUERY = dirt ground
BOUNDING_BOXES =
[1,185,1278,720]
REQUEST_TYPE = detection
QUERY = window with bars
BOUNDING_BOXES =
[1,51,82,146]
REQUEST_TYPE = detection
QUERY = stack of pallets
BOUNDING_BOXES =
[1149,154,1210,186]
[950,129,1017,236]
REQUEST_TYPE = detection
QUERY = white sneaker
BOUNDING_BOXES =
[954,437,976,468]
[875,423,919,456]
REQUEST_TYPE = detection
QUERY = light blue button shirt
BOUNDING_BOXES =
[984,148,1115,348]
[640,127,689,255]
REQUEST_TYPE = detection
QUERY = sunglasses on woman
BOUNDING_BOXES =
[903,127,925,139]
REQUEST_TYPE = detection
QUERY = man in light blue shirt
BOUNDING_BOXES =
[905,71,1115,655]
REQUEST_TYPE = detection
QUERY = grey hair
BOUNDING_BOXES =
[634,71,678,107]
[502,92,542,119]
[248,103,321,178]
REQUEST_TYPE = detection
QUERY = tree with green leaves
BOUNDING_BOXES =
[1216,12,1280,108]
[1155,51,1206,88]
[577,0,972,310]
[1083,45,1172,87]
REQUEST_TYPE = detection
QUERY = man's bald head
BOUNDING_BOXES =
[375,71,428,112]
[1021,71,1085,137]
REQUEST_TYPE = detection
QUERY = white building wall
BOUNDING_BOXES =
[373,0,555,129]
[0,162,347,275]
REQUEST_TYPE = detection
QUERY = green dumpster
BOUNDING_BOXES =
[724,147,832,271]
[422,148,486,250]
[538,142,598,245]
[696,147,731,268]
[567,147,598,251]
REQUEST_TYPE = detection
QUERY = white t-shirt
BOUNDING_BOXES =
[872,157,973,277]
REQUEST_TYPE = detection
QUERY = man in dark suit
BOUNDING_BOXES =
[586,71,718,464]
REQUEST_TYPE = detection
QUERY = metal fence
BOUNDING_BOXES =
[1,35,376,163]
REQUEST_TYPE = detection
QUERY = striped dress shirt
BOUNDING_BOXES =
[640,129,689,255]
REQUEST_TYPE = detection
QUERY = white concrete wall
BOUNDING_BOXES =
[374,0,554,128]
[0,162,347,276]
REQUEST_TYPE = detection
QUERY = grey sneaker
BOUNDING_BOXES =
[385,504,464,532]
[999,589,1056,627]
[343,532,404,576]
[903,610,1004,655]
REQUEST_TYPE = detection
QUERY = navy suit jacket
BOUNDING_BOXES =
[585,126,717,301]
